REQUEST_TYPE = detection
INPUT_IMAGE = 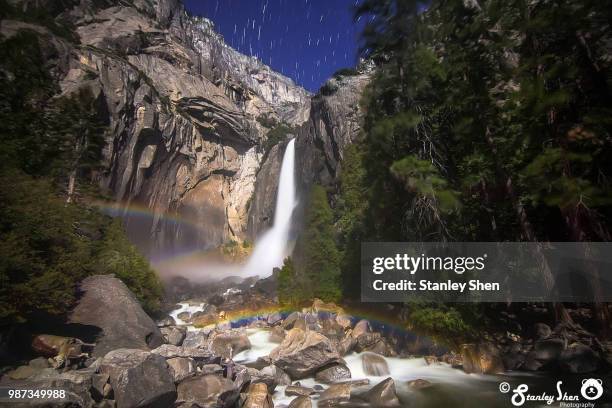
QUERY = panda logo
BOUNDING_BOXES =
[580,378,603,401]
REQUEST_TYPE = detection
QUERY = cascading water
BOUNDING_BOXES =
[242,138,297,277]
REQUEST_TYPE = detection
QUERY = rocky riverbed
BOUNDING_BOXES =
[1,274,611,407]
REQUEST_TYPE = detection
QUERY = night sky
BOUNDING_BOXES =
[183,0,366,92]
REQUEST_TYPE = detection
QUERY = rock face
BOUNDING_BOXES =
[99,348,176,408]
[0,0,310,255]
[69,275,163,357]
[269,328,340,379]
[248,68,371,237]
[295,69,372,191]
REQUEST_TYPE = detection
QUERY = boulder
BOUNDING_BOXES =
[0,370,95,407]
[242,382,273,408]
[69,275,163,357]
[559,343,600,373]
[91,373,110,401]
[318,383,351,407]
[461,343,504,374]
[192,312,219,327]
[365,377,400,407]
[176,374,238,408]
[177,312,191,322]
[352,320,371,338]
[270,328,340,379]
[336,314,352,330]
[288,396,312,408]
[362,353,390,376]
[201,364,224,375]
[161,326,187,346]
[29,357,50,369]
[208,330,251,359]
[338,333,357,356]
[269,326,286,343]
[267,312,283,326]
[523,338,565,371]
[406,379,433,389]
[167,357,196,383]
[315,363,351,383]
[152,344,215,362]
[282,312,303,330]
[285,385,315,397]
[256,365,291,389]
[183,331,210,348]
[6,365,38,380]
[99,349,176,408]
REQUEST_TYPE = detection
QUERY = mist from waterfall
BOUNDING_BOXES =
[242,138,297,277]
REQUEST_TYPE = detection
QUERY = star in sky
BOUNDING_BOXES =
[183,0,366,92]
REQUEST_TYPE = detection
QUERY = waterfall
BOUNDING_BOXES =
[242,138,297,277]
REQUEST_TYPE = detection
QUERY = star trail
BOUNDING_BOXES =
[183,0,365,92]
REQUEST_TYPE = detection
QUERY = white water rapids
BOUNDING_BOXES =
[169,303,541,407]
[242,138,297,277]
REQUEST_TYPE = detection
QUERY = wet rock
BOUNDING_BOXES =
[242,382,273,408]
[270,328,340,379]
[157,316,176,327]
[176,374,238,408]
[177,312,191,322]
[354,332,394,356]
[208,329,251,359]
[167,357,196,383]
[362,353,390,376]
[161,326,187,346]
[559,343,600,373]
[285,385,315,397]
[461,343,504,374]
[315,363,351,383]
[99,349,176,408]
[318,383,351,407]
[288,396,312,408]
[406,379,433,389]
[69,275,163,357]
[365,377,400,407]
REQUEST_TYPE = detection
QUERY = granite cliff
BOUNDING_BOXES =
[1,0,369,257]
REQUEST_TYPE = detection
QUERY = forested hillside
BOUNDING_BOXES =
[0,8,163,323]
[278,0,612,341]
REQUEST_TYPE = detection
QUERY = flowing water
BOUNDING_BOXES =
[242,138,297,278]
[168,303,577,407]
